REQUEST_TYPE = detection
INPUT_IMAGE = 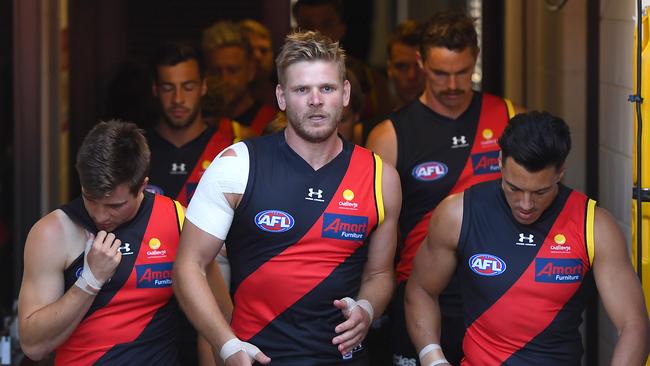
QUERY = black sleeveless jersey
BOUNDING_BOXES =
[458,180,596,365]
[227,132,384,365]
[391,93,512,283]
[56,192,184,366]
[147,126,232,206]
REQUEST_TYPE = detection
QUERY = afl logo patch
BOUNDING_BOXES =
[255,210,295,232]
[412,161,448,181]
[469,253,506,276]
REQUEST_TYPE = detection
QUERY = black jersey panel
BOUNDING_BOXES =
[228,133,353,294]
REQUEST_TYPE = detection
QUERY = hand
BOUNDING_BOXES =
[221,340,271,366]
[223,351,252,366]
[85,231,122,285]
[332,298,371,355]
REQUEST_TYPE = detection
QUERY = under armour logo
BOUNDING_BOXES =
[516,233,536,246]
[308,188,323,199]
[452,135,468,147]
[119,242,134,255]
[305,187,324,202]
[171,163,186,173]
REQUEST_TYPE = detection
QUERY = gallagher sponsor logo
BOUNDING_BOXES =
[339,189,359,210]
[201,159,212,170]
[411,161,448,181]
[471,151,500,175]
[480,128,498,147]
[322,213,368,241]
[535,258,583,283]
[469,253,506,276]
[146,237,167,258]
[550,233,572,253]
[255,210,295,233]
[136,262,173,288]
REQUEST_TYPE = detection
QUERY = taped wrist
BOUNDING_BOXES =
[427,360,449,366]
[82,236,105,290]
[219,338,242,361]
[341,297,374,321]
[74,275,99,295]
[419,343,448,366]
[219,337,262,361]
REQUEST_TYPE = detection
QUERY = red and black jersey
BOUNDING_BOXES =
[147,124,233,206]
[58,192,184,366]
[392,93,514,284]
[458,180,596,365]
[224,102,277,141]
[226,132,384,365]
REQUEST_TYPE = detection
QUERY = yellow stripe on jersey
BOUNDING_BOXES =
[586,199,596,266]
[504,98,516,119]
[373,153,385,226]
[174,200,185,232]
[232,121,243,143]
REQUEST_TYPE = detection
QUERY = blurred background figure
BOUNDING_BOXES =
[292,0,391,122]
[240,19,277,107]
[339,70,364,143]
[356,20,426,145]
[386,20,425,111]
[202,20,276,142]
[262,111,287,135]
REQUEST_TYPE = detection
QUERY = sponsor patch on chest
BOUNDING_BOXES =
[322,213,368,241]
[136,262,173,288]
[535,258,583,283]
[471,150,500,174]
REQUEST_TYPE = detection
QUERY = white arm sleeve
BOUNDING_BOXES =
[185,142,249,240]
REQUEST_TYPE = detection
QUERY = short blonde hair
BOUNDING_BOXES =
[240,19,271,41]
[201,21,250,55]
[275,31,346,86]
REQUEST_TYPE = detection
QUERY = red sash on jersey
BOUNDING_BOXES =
[231,147,381,341]
[176,121,233,206]
[247,104,276,135]
[396,94,511,283]
[225,104,277,142]
[55,196,183,366]
[462,191,591,365]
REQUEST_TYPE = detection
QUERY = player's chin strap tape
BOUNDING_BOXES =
[340,297,374,321]
[219,338,262,361]
[419,343,449,366]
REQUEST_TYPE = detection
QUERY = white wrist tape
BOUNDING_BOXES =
[341,297,374,320]
[74,275,99,295]
[427,359,449,366]
[219,338,242,360]
[420,344,447,366]
[419,343,441,360]
[219,337,262,361]
[82,236,105,290]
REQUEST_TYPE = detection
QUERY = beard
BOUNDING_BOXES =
[286,105,342,143]
[161,105,200,130]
